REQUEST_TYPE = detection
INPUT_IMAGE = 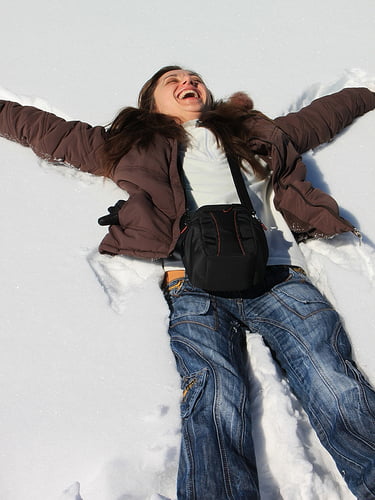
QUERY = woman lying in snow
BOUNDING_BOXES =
[0,66,374,499]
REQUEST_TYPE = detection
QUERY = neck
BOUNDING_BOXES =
[176,112,201,124]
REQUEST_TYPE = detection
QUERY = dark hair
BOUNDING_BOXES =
[101,66,268,179]
[101,66,188,177]
[137,65,214,112]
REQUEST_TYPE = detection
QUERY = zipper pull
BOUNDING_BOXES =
[251,210,268,230]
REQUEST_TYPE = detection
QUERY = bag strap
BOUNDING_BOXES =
[178,146,256,214]
[226,155,255,212]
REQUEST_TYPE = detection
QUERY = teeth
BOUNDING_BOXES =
[178,89,199,99]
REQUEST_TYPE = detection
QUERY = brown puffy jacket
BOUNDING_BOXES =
[0,88,374,259]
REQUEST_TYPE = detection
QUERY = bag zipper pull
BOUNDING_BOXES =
[251,210,268,231]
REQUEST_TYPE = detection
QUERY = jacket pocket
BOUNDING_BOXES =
[180,368,208,419]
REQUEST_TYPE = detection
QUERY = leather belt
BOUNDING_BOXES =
[163,269,186,286]
[289,266,306,275]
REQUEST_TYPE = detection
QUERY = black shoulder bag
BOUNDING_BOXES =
[179,155,269,291]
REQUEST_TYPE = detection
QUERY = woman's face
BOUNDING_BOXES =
[153,69,209,123]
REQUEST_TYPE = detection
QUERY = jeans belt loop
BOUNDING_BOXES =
[289,266,306,276]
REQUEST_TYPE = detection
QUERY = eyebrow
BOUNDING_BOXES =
[163,72,200,81]
[163,74,179,80]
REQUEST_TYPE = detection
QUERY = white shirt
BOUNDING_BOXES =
[163,120,306,271]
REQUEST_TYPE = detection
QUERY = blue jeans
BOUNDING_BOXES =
[163,267,375,500]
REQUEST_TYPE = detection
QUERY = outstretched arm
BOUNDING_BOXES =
[274,88,375,154]
[0,100,107,175]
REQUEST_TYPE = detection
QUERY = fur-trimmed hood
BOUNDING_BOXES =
[222,91,254,111]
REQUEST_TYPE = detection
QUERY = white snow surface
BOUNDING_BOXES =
[0,1,374,499]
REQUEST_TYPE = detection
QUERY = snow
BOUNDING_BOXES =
[0,0,374,498]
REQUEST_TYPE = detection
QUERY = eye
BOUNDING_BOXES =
[192,78,204,86]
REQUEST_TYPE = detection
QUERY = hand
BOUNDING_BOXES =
[97,200,126,226]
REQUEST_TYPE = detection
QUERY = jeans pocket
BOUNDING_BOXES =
[273,279,333,319]
[171,293,211,321]
[180,368,208,419]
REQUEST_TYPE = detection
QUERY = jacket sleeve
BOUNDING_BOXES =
[0,100,107,175]
[274,88,375,154]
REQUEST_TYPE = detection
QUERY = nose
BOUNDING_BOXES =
[182,75,197,86]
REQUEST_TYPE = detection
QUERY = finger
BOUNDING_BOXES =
[97,213,120,226]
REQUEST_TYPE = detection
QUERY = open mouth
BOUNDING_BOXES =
[177,89,200,100]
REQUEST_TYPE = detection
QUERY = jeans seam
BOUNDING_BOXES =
[169,294,218,332]
[238,386,247,458]
[172,319,218,332]
[171,346,189,377]
[253,316,375,472]
[344,360,375,420]
[333,324,375,423]
[329,325,375,453]
[213,365,234,499]
[271,290,334,319]
[182,423,195,498]
[172,336,236,499]
[229,322,247,458]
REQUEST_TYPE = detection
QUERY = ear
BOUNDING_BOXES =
[228,92,254,111]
